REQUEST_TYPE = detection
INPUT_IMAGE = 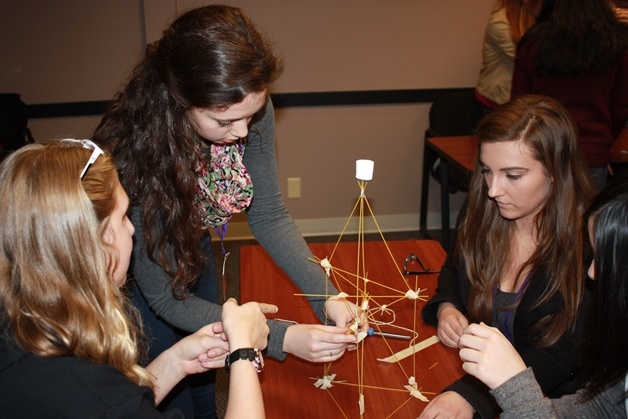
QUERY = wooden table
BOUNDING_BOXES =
[240,239,463,418]
[420,135,476,248]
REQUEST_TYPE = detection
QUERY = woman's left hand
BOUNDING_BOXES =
[147,322,230,405]
[324,296,369,334]
[176,323,231,374]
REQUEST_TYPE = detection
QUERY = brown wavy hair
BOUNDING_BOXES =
[528,0,628,76]
[93,5,283,297]
[457,95,595,347]
[0,141,152,387]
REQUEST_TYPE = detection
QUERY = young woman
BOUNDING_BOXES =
[419,95,596,419]
[0,141,275,418]
[472,0,543,126]
[93,5,363,416]
[458,177,628,418]
[511,0,628,190]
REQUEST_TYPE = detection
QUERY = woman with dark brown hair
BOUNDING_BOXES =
[419,95,595,419]
[511,0,628,190]
[94,5,363,417]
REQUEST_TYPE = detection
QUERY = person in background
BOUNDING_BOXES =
[458,176,628,418]
[511,0,628,191]
[472,0,543,127]
[0,140,275,418]
[419,95,595,419]
[93,5,365,417]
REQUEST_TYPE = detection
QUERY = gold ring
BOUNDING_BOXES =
[329,349,333,357]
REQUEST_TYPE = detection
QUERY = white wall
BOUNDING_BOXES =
[1,0,489,237]
[0,0,146,139]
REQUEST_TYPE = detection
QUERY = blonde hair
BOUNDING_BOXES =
[0,141,152,387]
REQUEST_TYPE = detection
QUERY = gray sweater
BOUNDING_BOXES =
[130,98,335,360]
[492,367,627,419]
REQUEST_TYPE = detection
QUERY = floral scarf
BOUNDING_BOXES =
[194,139,253,229]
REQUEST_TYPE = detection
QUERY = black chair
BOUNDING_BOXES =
[0,93,34,163]
[420,89,475,249]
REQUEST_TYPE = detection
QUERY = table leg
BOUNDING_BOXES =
[439,158,451,250]
[420,143,433,233]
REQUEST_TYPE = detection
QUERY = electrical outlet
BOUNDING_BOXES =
[287,177,301,198]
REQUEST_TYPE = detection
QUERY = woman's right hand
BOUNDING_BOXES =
[283,323,359,362]
[436,303,468,347]
[221,298,278,351]
[458,322,526,389]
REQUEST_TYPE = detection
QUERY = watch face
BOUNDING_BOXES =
[252,348,264,373]
[226,348,264,373]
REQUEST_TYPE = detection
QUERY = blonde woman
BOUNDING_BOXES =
[0,141,275,418]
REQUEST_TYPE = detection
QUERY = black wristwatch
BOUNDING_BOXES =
[225,348,264,373]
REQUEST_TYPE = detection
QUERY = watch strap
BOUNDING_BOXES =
[225,348,264,373]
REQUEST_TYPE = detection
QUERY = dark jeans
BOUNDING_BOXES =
[130,234,218,419]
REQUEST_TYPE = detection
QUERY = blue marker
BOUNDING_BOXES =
[367,327,410,340]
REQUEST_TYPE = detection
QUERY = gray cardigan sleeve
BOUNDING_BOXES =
[491,368,627,419]
[131,206,293,360]
[244,98,339,358]
[130,207,222,330]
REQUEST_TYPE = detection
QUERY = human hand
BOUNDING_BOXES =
[436,303,468,348]
[163,323,230,378]
[283,323,358,362]
[615,7,628,24]
[417,391,475,419]
[195,323,229,368]
[221,298,278,351]
[458,322,526,389]
[148,323,231,404]
[325,296,369,334]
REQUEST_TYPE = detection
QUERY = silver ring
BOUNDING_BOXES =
[329,349,333,357]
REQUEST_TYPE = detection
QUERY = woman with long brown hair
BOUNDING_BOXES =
[458,176,628,418]
[94,5,363,416]
[420,95,595,419]
[511,0,628,190]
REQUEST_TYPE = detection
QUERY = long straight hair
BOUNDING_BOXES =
[458,95,594,346]
[0,142,151,387]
